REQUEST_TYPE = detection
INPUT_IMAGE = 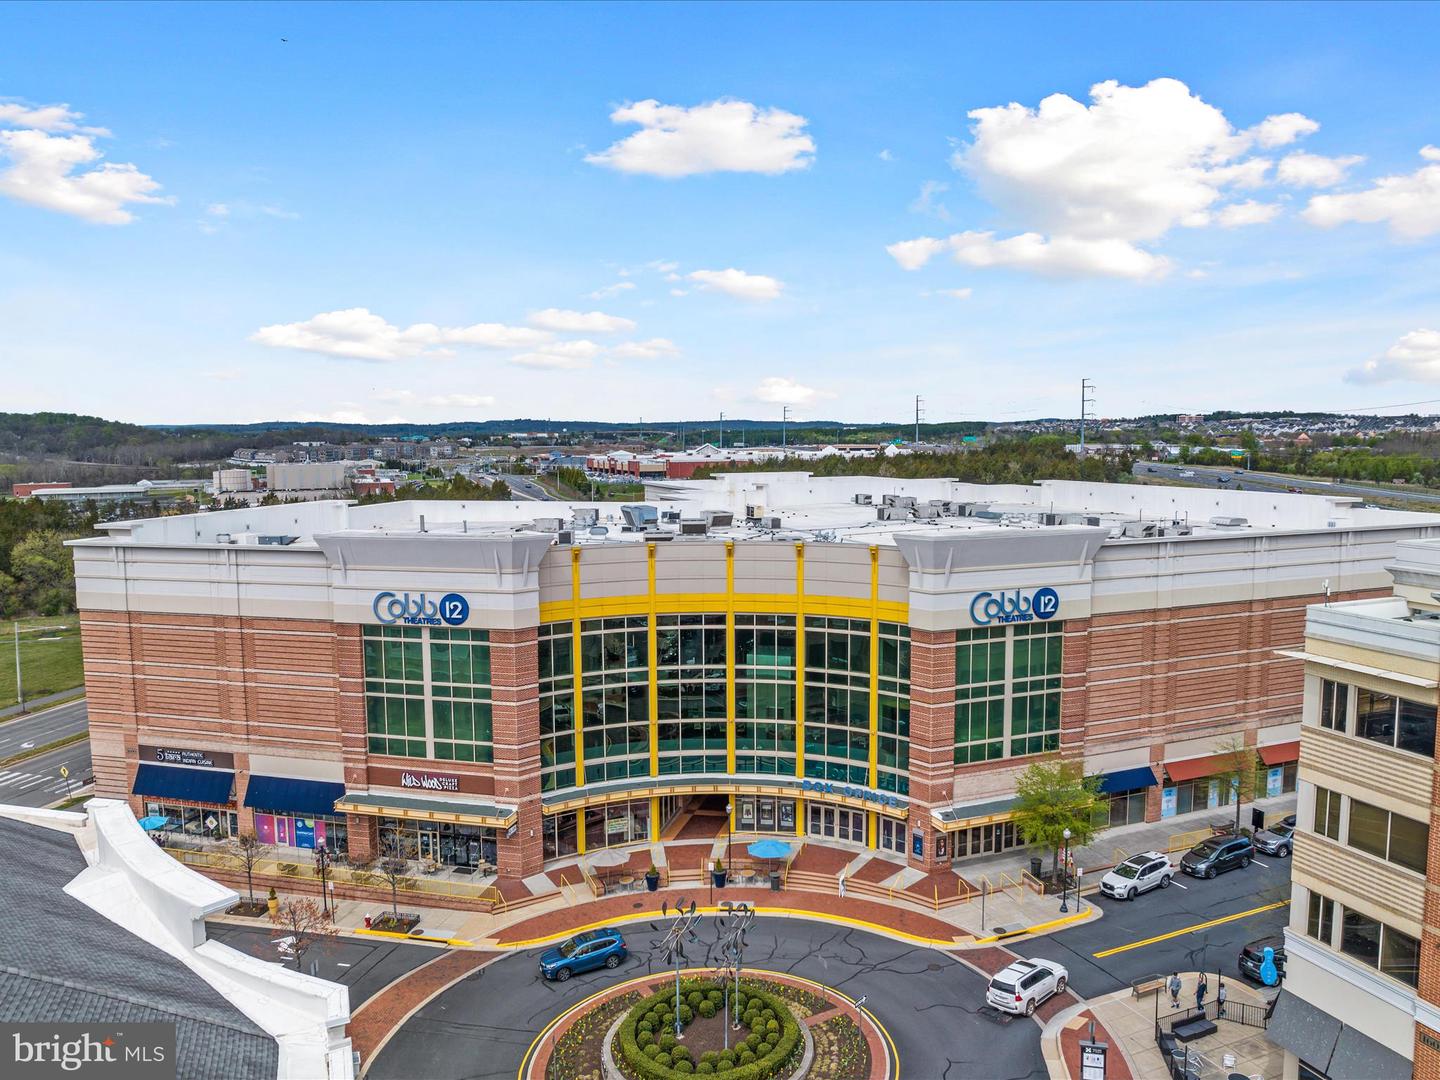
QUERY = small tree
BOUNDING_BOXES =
[1012,760,1105,882]
[377,856,411,916]
[1213,734,1257,835]
[228,831,270,905]
[269,898,337,971]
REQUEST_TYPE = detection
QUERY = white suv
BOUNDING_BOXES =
[1099,851,1173,901]
[986,958,1068,1016]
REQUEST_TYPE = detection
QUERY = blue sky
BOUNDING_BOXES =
[2,0,1438,426]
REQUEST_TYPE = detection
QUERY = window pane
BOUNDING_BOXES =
[1397,699,1436,757]
[1381,927,1420,988]
[1348,800,1389,860]
[1389,813,1429,874]
[1355,688,1397,746]
[1341,909,1382,968]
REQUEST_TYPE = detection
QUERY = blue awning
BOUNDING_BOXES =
[1097,766,1158,794]
[133,763,234,805]
[243,775,345,818]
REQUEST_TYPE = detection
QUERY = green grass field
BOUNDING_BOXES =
[0,615,85,710]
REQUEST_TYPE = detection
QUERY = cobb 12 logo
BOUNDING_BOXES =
[373,591,469,626]
[970,586,1060,626]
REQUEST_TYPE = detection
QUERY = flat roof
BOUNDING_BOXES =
[71,472,1439,552]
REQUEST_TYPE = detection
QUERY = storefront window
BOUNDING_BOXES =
[377,817,496,868]
[951,820,1019,859]
[735,796,796,834]
[253,811,348,854]
[143,800,238,840]
[582,799,651,851]
[580,617,651,783]
[539,623,576,792]
[1099,787,1147,827]
[542,811,580,861]
[656,613,727,775]
[735,615,798,778]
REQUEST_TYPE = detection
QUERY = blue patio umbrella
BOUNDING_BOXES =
[138,815,170,831]
[747,839,792,860]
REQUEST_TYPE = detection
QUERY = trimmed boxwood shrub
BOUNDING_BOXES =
[614,979,803,1080]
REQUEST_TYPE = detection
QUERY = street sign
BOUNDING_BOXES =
[59,766,69,778]
[1080,1040,1107,1080]
[205,815,218,830]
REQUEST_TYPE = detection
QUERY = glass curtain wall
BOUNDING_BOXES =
[954,622,1064,765]
[655,613,727,774]
[580,617,651,782]
[538,623,575,792]
[735,614,798,776]
[877,622,910,794]
[803,617,871,785]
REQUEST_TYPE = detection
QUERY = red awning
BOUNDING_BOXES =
[1164,754,1227,783]
[1259,741,1300,766]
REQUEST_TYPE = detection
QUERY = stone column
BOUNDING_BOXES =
[906,628,956,871]
[490,627,544,878]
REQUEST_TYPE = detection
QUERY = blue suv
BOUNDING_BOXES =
[538,928,627,982]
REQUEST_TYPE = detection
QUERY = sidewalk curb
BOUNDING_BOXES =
[967,905,1100,946]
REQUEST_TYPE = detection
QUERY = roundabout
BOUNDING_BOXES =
[364,916,1050,1080]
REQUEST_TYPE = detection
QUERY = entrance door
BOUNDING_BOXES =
[417,828,440,862]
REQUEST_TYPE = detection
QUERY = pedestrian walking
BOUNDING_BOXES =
[1168,972,1182,1010]
[837,870,846,899]
[1217,978,1227,1018]
[1196,972,1208,1012]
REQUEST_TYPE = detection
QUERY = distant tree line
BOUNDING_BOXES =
[0,499,97,616]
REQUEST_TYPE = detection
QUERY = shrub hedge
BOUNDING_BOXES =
[614,979,802,1080]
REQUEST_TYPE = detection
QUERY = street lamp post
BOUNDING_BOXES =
[1059,827,1072,913]
[725,802,733,875]
[314,846,331,919]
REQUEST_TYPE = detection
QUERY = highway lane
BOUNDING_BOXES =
[0,697,89,757]
[500,473,556,501]
[1137,461,1440,509]
[0,739,93,808]
[370,917,1048,1080]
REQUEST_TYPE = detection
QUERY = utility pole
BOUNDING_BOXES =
[1080,379,1096,454]
[719,412,725,450]
[915,395,924,446]
[781,406,790,449]
[13,621,21,714]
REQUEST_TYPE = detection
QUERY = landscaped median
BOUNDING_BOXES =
[522,968,891,1080]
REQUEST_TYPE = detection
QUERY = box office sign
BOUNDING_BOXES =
[369,766,493,796]
[139,745,234,770]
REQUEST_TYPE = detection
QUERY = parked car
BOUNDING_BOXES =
[1252,822,1295,857]
[1180,835,1254,879]
[1099,851,1173,900]
[1281,813,1296,829]
[1239,935,1287,983]
[986,958,1068,1016]
[538,928,627,982]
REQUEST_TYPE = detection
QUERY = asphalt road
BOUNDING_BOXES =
[500,474,556,501]
[0,698,89,756]
[207,922,439,1009]
[370,917,1049,1080]
[1013,853,1292,999]
[0,739,93,807]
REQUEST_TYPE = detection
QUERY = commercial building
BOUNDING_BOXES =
[68,473,1440,893]
[1266,538,1440,1080]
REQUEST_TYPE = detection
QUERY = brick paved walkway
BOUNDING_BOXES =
[350,949,496,1070]
[1059,1012,1133,1080]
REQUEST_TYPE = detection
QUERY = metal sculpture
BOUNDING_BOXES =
[715,901,755,1050]
[653,898,704,1038]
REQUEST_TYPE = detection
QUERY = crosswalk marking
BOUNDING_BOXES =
[0,772,41,788]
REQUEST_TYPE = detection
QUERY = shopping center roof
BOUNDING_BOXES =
[77,473,1438,552]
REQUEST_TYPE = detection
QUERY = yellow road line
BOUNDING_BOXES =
[353,927,475,947]
[972,908,1095,944]
[1091,900,1289,959]
[494,905,963,950]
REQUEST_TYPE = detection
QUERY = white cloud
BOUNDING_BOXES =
[251,308,552,361]
[0,102,107,135]
[206,202,230,217]
[938,288,973,299]
[585,98,815,177]
[610,338,680,360]
[687,267,784,302]
[891,230,1169,280]
[910,179,951,219]
[587,281,637,299]
[878,149,894,162]
[526,308,636,334]
[509,339,603,371]
[886,236,947,271]
[374,389,496,408]
[1215,200,1282,227]
[1244,112,1320,148]
[0,121,168,224]
[751,376,832,406]
[669,288,688,297]
[1346,329,1440,383]
[894,78,1322,279]
[1276,151,1364,187]
[647,260,679,273]
[1303,149,1440,240]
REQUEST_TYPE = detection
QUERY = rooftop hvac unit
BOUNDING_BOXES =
[679,520,709,535]
[572,507,599,527]
[661,510,681,523]
[1038,512,1063,526]
[257,535,299,545]
[555,529,573,544]
[532,517,564,532]
[645,530,674,541]
[894,495,917,509]
[972,510,1004,521]
[1164,524,1193,536]
[876,506,907,521]
[761,515,782,529]
[621,504,659,529]
[1085,516,1102,527]
[704,510,734,528]
[1121,521,1161,538]
[853,493,874,505]
[1208,516,1249,528]
[882,493,900,507]
[588,525,609,537]
[913,504,941,519]
[215,532,234,544]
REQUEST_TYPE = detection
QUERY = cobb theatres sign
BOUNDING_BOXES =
[372,591,470,627]
[801,778,906,810]
[970,586,1060,626]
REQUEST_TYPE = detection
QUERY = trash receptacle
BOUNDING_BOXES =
[769,870,781,892]
[1030,857,1043,878]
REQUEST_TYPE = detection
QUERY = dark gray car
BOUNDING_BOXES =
[1180,835,1253,879]
[1252,823,1294,857]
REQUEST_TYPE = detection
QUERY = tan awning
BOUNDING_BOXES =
[334,792,516,829]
